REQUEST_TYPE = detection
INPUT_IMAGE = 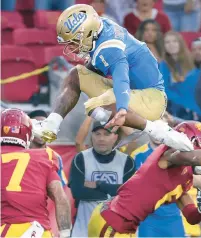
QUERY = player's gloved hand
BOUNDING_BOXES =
[31,113,63,143]
[144,120,193,151]
[197,188,201,213]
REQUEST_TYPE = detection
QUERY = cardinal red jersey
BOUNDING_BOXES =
[1,145,60,230]
[45,146,59,172]
[108,145,193,232]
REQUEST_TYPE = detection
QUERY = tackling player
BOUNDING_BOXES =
[32,4,193,152]
[87,121,201,237]
[1,109,71,238]
[131,141,186,237]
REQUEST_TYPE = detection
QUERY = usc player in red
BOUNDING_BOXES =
[1,109,71,238]
[88,121,201,237]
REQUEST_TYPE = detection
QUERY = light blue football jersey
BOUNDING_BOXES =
[89,18,164,111]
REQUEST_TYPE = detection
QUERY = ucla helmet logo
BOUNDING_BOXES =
[57,4,101,56]
[64,12,87,34]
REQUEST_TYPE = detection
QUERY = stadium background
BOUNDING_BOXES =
[1,0,201,236]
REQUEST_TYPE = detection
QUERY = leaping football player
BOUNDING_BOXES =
[33,4,193,152]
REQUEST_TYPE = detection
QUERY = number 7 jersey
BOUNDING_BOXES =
[1,145,60,230]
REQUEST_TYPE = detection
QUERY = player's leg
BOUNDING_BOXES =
[53,64,112,118]
[121,45,167,128]
[53,67,81,118]
[84,87,166,130]
[77,64,113,98]
[0,223,52,237]
[31,65,114,142]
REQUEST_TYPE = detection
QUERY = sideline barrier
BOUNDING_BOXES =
[0,65,49,84]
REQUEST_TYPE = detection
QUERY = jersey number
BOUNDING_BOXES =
[2,152,30,192]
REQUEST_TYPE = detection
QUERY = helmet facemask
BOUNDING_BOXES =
[57,4,101,60]
[57,27,97,59]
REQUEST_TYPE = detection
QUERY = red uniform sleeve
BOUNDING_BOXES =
[52,151,59,172]
[182,204,201,225]
[46,147,59,172]
[183,167,193,192]
[47,167,61,185]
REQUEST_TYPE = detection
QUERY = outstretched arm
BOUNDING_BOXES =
[109,58,130,112]
[47,180,72,237]
[75,116,93,152]
[158,148,201,169]
[177,192,201,225]
[92,46,130,112]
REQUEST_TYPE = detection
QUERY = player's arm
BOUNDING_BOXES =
[53,67,81,118]
[32,67,81,142]
[177,192,201,225]
[158,148,201,169]
[92,45,130,112]
[109,55,130,112]
[75,116,93,152]
[47,171,72,238]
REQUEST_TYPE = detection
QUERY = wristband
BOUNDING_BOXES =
[144,120,154,133]
[48,113,63,125]
[46,113,63,132]
[59,229,71,238]
[182,204,201,225]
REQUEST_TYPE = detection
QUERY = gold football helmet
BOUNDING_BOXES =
[57,4,102,57]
